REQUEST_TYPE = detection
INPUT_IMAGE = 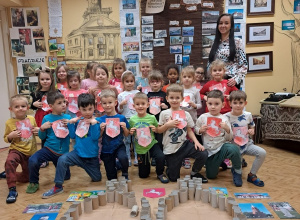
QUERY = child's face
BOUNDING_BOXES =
[133,98,149,116]
[167,68,179,84]
[166,91,183,109]
[230,99,247,115]
[123,76,135,91]
[206,97,225,116]
[9,99,28,119]
[195,67,205,82]
[69,76,80,90]
[50,98,67,114]
[149,80,162,92]
[140,62,151,77]
[57,66,67,81]
[79,104,94,119]
[101,96,117,114]
[211,66,225,82]
[39,72,52,90]
[95,68,108,84]
[114,64,125,79]
[181,73,194,87]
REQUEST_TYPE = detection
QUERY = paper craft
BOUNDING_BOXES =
[234,193,270,199]
[96,91,104,112]
[207,117,222,137]
[115,82,123,93]
[172,110,187,129]
[106,118,120,138]
[52,120,69,138]
[209,83,224,92]
[193,82,202,90]
[143,188,166,198]
[125,94,135,110]
[23,202,62,213]
[239,203,274,219]
[30,212,58,220]
[75,120,90,138]
[136,127,152,147]
[57,82,67,91]
[268,202,300,219]
[16,118,33,139]
[233,126,249,146]
[149,98,161,115]
[142,86,152,94]
[209,187,228,197]
[68,97,79,113]
[181,95,190,107]
[66,190,105,202]
[41,95,51,111]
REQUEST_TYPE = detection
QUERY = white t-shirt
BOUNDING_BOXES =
[117,90,139,119]
[181,87,202,123]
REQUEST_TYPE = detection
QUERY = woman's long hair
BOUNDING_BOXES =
[208,13,236,63]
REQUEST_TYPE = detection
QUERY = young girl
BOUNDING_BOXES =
[136,58,152,90]
[162,63,180,93]
[55,64,69,91]
[81,61,98,90]
[118,71,139,166]
[193,64,206,117]
[109,58,126,93]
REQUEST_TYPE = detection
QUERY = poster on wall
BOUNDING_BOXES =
[145,0,166,14]
[11,7,40,28]
[16,57,46,77]
[48,0,63,37]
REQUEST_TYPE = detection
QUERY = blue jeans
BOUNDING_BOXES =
[55,151,101,185]
[28,147,71,184]
[124,135,137,161]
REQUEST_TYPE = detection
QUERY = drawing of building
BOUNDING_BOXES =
[65,0,120,61]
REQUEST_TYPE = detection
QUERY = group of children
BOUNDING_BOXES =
[3,57,266,205]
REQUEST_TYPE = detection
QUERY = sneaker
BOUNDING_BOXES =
[190,173,208,183]
[6,188,18,204]
[231,168,243,187]
[128,160,132,167]
[242,158,248,168]
[151,158,156,166]
[184,158,191,169]
[133,158,138,166]
[224,159,232,168]
[157,174,169,184]
[26,183,39,194]
[40,161,49,168]
[42,186,63,199]
[0,171,6,178]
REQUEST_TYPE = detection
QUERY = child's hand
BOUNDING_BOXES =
[100,123,106,132]
[120,100,127,107]
[120,122,127,130]
[69,117,79,124]
[88,118,98,125]
[8,130,21,139]
[137,85,142,90]
[199,125,208,133]
[166,117,179,129]
[31,127,39,135]
[149,125,157,133]
[161,103,168,109]
[188,101,196,108]
[61,119,69,126]
[248,128,255,136]
[33,100,43,108]
[220,122,230,133]
[130,127,136,135]
[195,142,205,151]
[41,121,52,131]
[227,78,236,87]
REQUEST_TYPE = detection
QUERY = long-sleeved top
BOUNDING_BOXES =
[30,91,48,110]
[117,90,139,119]
[181,87,202,123]
[80,78,98,90]
[147,90,170,121]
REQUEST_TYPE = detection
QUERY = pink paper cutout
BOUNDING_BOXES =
[181,95,191,107]
[115,82,123,94]
[16,118,33,139]
[136,127,152,147]
[233,126,249,146]
[75,120,90,138]
[143,188,166,198]
[57,83,67,91]
[149,98,161,115]
[209,83,224,93]
[207,117,222,137]
[142,86,152,94]
[125,94,135,110]
[106,118,120,138]
[172,110,187,129]
[193,82,202,90]
[52,120,69,138]
[68,97,79,113]
[96,90,104,112]
[41,95,51,111]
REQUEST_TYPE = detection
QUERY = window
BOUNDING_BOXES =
[88,49,93,57]
[75,38,78,45]
[98,37,103,44]
[99,49,104,56]
[89,38,93,45]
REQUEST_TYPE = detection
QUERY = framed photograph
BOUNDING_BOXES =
[142,33,153,41]
[48,39,58,52]
[26,9,39,26]
[246,22,274,44]
[227,0,245,6]
[246,51,273,73]
[227,8,246,22]
[11,39,25,57]
[155,30,167,38]
[35,39,46,53]
[141,15,153,24]
[124,53,139,63]
[57,43,66,56]
[182,37,194,45]
[153,38,165,47]
[123,42,139,52]
[202,11,219,23]
[282,20,295,30]
[122,0,137,10]
[182,55,190,67]
[141,42,153,51]
[202,23,217,35]
[202,35,215,47]
[32,28,44,38]
[182,27,194,36]
[294,0,300,14]
[142,25,153,33]
[142,51,154,59]
[170,36,182,45]
[183,45,191,55]
[247,0,275,15]
[11,8,25,27]
[169,27,181,36]
[202,47,211,59]
[175,54,182,65]
[170,45,182,54]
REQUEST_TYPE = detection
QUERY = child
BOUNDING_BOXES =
[129,92,169,183]
[118,71,139,166]
[193,64,207,117]
[4,95,39,203]
[157,84,208,183]
[109,58,126,87]
[26,91,71,194]
[97,89,130,180]
[55,64,69,91]
[226,90,266,187]
[195,90,242,187]
[81,61,98,90]
[42,93,101,198]
[136,58,152,90]
[162,64,180,93]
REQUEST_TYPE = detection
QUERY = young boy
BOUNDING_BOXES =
[195,90,242,187]
[4,95,39,203]
[97,89,130,180]
[129,92,169,183]
[42,94,101,198]
[226,90,266,187]
[26,91,71,194]
[157,84,208,183]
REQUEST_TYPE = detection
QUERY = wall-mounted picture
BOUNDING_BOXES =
[126,13,134,25]
[16,76,30,94]
[127,65,138,76]
[170,45,182,54]
[246,22,274,44]
[234,23,241,32]
[246,51,273,73]
[19,29,32,45]
[124,53,139,63]
[125,27,137,37]
[22,63,42,77]
[141,15,153,24]
[122,0,136,9]
[183,45,191,55]
[182,55,190,67]
[202,23,217,35]
[282,20,295,30]
[29,82,38,93]
[58,61,66,66]
[142,33,153,41]
[294,0,300,14]
[57,43,66,56]
[35,39,46,53]
[11,8,25,27]
[247,0,275,15]
[227,8,245,21]
[202,35,215,47]
[123,42,139,52]
[169,27,181,36]
[182,37,194,45]
[227,0,244,6]
[32,28,44,38]
[26,9,38,26]
[48,56,58,69]
[182,27,194,36]
[141,42,153,51]
[48,39,58,52]
[11,39,25,57]
[153,38,165,47]
[202,11,219,23]
[175,54,182,65]
[142,25,153,33]
[170,36,182,45]
[202,47,211,59]
[155,30,167,38]
[142,51,154,59]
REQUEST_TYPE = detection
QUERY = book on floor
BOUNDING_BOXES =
[30,212,58,220]
[234,192,270,199]
[239,203,274,219]
[66,190,105,202]
[209,187,228,197]
[23,203,62,214]
[268,202,300,219]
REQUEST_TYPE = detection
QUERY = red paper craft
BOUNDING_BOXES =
[125,94,135,110]
[209,83,224,93]
[96,95,104,112]
[172,110,187,129]
[143,188,166,198]
[68,97,79,113]
[75,120,90,138]
[142,86,152,94]
[115,82,123,94]
[207,117,222,137]
[16,118,33,139]
[193,82,202,90]
[57,83,67,91]
[233,126,249,146]
[149,98,161,115]
[41,95,51,111]
[106,118,120,138]
[136,127,152,147]
[52,120,69,138]
[181,95,190,107]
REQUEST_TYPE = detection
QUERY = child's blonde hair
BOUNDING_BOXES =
[112,58,126,78]
[100,89,117,100]
[133,92,148,102]
[139,58,152,69]
[10,94,28,107]
[209,59,225,75]
[166,84,184,97]
[180,66,195,83]
[148,70,163,82]
[55,64,69,83]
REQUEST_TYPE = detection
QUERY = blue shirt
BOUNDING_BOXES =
[96,114,129,154]
[38,113,71,155]
[135,77,149,88]
[68,119,100,158]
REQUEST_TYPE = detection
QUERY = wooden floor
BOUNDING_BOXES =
[0,140,300,220]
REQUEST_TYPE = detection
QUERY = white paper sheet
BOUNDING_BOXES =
[49,16,62,37]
